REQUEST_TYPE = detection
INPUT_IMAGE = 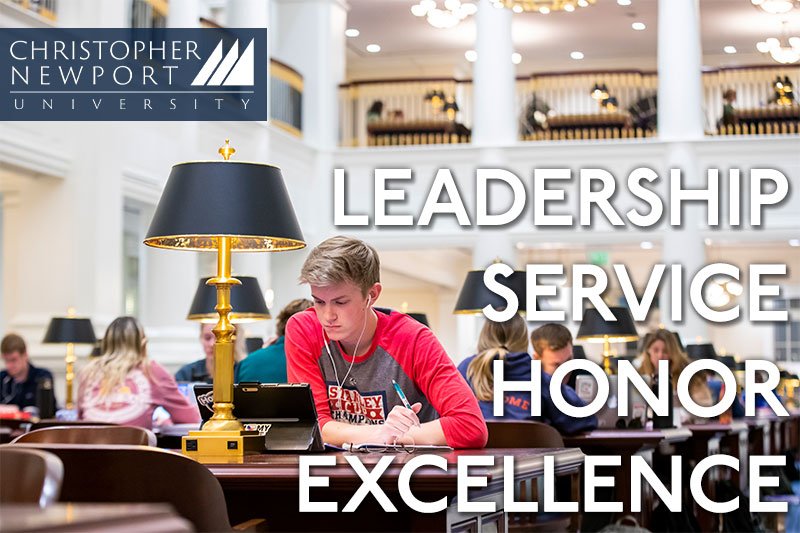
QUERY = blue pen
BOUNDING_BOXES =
[391,380,420,427]
[392,379,413,410]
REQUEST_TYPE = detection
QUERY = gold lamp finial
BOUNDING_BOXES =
[67,307,76,318]
[219,140,236,161]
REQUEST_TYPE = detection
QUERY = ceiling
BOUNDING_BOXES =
[344,0,800,79]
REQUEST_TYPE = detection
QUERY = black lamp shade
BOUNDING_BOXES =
[42,318,97,344]
[717,355,737,368]
[454,269,526,315]
[144,161,305,252]
[572,344,586,360]
[188,276,270,323]
[686,343,717,360]
[406,313,430,327]
[576,307,638,343]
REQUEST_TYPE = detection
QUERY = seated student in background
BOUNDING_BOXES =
[636,329,713,423]
[236,298,313,383]
[458,316,597,435]
[1,333,57,413]
[175,323,242,383]
[286,236,487,448]
[79,317,200,429]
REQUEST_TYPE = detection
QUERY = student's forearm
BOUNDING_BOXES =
[406,419,447,446]
[321,419,447,446]
[321,421,382,446]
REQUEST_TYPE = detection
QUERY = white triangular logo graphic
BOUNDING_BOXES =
[223,39,255,86]
[191,39,255,87]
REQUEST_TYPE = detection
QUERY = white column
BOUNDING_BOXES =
[226,0,269,27]
[659,143,707,343]
[657,0,707,342]
[56,0,127,27]
[273,0,347,150]
[167,0,200,28]
[472,0,517,146]
[657,0,704,140]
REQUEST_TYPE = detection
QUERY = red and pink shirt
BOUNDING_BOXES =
[78,361,200,429]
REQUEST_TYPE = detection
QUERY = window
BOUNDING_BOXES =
[774,298,800,362]
[123,203,142,317]
[131,0,167,29]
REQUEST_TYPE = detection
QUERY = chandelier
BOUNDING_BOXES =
[493,0,595,14]
[751,0,798,15]
[756,21,800,64]
[411,0,477,29]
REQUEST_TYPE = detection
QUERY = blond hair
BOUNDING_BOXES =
[81,317,149,397]
[467,314,529,402]
[299,236,380,295]
[638,329,707,394]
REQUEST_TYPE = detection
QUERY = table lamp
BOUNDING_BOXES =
[454,266,526,315]
[576,306,638,375]
[144,140,305,458]
[399,301,430,328]
[406,313,430,327]
[188,276,270,323]
[686,343,717,360]
[42,311,97,410]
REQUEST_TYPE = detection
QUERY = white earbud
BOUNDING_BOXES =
[366,295,372,308]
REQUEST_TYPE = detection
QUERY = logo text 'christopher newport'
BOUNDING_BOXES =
[1,28,267,121]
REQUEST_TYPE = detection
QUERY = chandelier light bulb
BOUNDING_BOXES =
[465,49,478,62]
[540,6,550,14]
[445,0,461,11]
[511,52,522,64]
[513,4,523,12]
[751,0,796,14]
[564,3,575,11]
[461,2,477,14]
[411,4,428,16]
[756,41,770,53]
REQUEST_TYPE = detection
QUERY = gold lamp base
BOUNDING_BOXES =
[181,430,264,463]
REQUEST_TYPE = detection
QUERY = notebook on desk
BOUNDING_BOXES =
[192,382,325,452]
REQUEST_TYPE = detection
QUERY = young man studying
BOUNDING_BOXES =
[285,236,488,448]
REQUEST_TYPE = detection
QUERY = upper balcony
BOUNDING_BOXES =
[339,64,799,147]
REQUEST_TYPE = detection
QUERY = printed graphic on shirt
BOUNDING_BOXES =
[505,394,531,412]
[81,369,151,421]
[327,383,387,425]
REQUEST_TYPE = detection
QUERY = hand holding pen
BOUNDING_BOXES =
[373,380,422,443]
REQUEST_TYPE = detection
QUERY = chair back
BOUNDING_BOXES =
[5,443,233,532]
[485,420,565,448]
[12,425,156,446]
[30,420,118,431]
[0,447,63,506]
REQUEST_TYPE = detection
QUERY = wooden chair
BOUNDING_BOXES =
[485,420,565,448]
[4,443,264,532]
[0,447,63,506]
[12,425,157,446]
[30,419,118,431]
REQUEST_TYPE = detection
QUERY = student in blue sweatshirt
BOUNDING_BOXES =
[457,316,597,435]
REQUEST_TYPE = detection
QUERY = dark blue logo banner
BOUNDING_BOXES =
[2,28,267,121]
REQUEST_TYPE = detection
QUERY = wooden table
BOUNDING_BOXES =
[207,447,584,532]
[0,503,192,532]
[681,423,749,532]
[563,429,665,530]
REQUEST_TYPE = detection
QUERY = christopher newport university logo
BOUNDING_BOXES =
[1,28,267,121]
